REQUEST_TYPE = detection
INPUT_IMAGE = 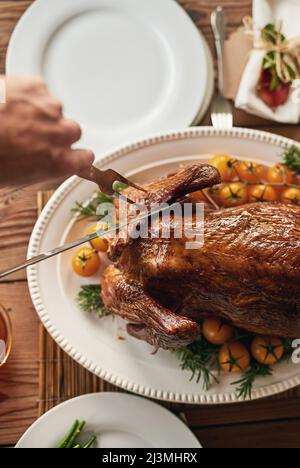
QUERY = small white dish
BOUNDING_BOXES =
[7,0,212,155]
[16,393,201,448]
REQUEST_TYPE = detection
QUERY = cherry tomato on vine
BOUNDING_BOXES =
[87,223,109,252]
[219,342,251,373]
[236,161,265,183]
[248,184,278,203]
[203,318,234,345]
[251,336,284,366]
[219,182,248,207]
[209,154,237,182]
[72,247,100,277]
[267,164,293,185]
[280,187,300,206]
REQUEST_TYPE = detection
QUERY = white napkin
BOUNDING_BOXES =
[0,339,6,363]
[235,0,300,123]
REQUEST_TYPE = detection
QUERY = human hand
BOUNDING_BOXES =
[0,76,94,185]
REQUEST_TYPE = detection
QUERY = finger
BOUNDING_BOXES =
[38,119,82,146]
[54,148,95,176]
[30,96,63,120]
[59,119,82,144]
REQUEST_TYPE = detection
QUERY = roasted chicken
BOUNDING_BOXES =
[101,163,300,350]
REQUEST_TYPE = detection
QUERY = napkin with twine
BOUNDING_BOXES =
[235,0,300,123]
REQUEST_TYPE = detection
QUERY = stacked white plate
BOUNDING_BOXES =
[6,0,214,156]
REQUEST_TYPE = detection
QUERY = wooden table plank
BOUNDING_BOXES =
[0,178,63,283]
[0,282,39,446]
[195,419,300,448]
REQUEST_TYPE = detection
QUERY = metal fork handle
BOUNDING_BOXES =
[211,7,226,97]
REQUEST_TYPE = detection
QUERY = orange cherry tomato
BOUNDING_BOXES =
[209,154,237,182]
[72,247,100,277]
[248,185,278,203]
[280,187,300,206]
[203,318,234,345]
[251,336,284,366]
[87,223,109,252]
[219,342,251,373]
[190,191,206,203]
[236,161,265,183]
[219,182,248,207]
[191,187,220,205]
[267,164,293,185]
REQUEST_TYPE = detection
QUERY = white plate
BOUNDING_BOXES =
[16,393,201,448]
[7,0,211,155]
[27,127,300,405]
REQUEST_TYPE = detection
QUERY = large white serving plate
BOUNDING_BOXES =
[16,393,201,448]
[7,0,212,154]
[28,127,300,404]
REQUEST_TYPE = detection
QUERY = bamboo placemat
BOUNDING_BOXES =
[37,191,121,417]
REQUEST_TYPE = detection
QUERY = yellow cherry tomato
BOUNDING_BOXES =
[267,164,293,185]
[236,161,265,183]
[219,342,251,373]
[280,187,300,206]
[203,318,234,345]
[219,182,248,207]
[209,154,237,182]
[72,247,100,277]
[87,223,109,252]
[248,184,278,203]
[251,336,284,366]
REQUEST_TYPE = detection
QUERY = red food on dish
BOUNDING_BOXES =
[257,69,290,109]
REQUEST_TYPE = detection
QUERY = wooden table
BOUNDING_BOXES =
[0,0,300,449]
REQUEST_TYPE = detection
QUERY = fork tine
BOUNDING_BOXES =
[110,170,148,193]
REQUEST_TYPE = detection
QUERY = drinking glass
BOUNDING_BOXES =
[0,304,12,367]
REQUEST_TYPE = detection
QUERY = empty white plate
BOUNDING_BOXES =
[16,393,201,448]
[7,0,212,155]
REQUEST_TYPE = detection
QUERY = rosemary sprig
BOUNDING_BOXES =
[176,341,219,391]
[233,363,273,400]
[282,145,300,174]
[77,285,110,317]
[72,191,113,220]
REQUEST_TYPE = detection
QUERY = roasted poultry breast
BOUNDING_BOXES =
[101,163,300,350]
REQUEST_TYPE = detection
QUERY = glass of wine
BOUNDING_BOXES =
[0,304,12,367]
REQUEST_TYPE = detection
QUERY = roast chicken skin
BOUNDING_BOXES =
[101,164,300,350]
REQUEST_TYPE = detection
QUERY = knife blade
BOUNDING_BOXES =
[0,202,176,279]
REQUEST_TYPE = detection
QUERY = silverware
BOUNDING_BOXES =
[211,6,233,130]
[0,203,176,280]
[83,166,147,204]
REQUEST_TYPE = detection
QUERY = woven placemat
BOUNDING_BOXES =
[37,191,120,416]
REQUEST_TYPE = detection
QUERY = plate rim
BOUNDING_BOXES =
[27,126,300,405]
[16,392,201,448]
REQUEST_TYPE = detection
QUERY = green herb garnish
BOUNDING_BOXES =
[72,191,113,220]
[77,284,110,317]
[233,363,273,400]
[56,420,96,449]
[282,145,300,174]
[112,180,129,193]
[176,340,219,391]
